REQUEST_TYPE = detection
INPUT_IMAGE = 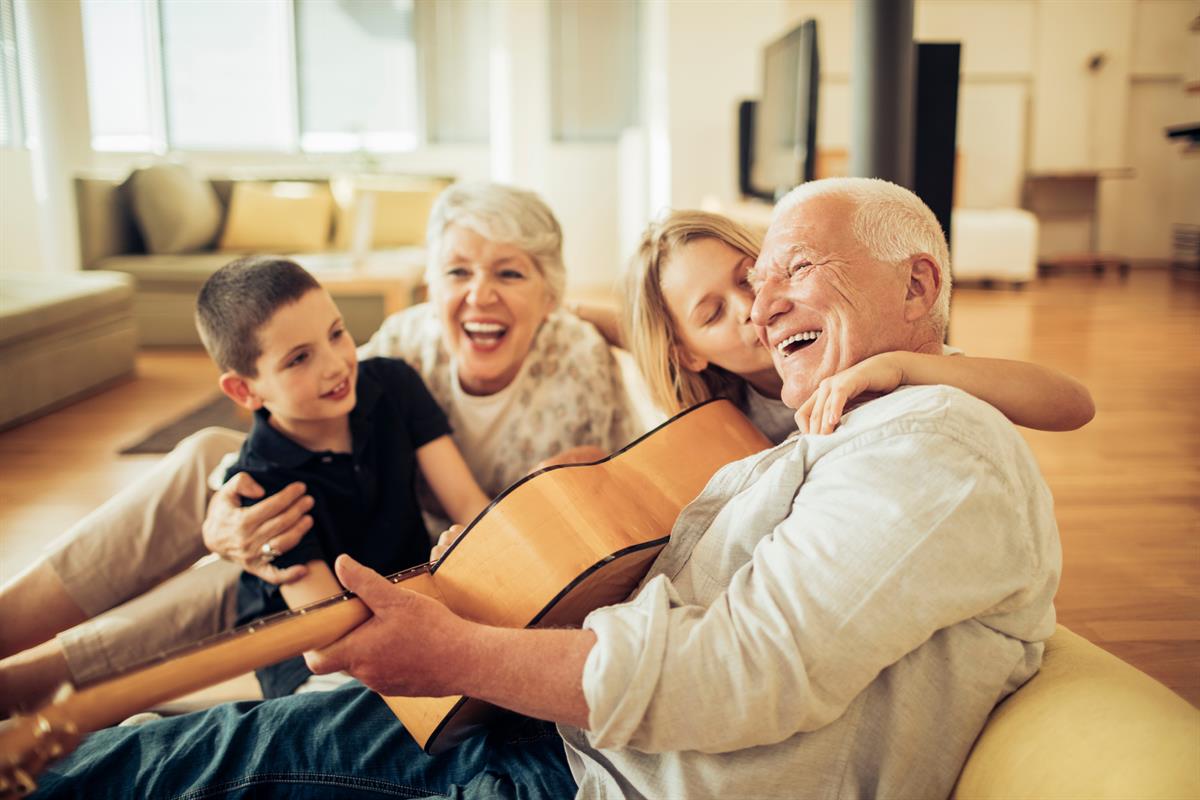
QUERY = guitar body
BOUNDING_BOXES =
[0,399,770,792]
[389,397,769,751]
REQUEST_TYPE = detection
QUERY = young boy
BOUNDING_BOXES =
[196,255,490,697]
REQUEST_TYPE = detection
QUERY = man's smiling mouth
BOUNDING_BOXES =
[776,330,821,356]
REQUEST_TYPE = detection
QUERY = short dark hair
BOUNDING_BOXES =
[195,256,322,376]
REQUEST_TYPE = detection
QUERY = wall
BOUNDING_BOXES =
[2,0,93,274]
[658,0,794,210]
[1108,0,1200,259]
[0,149,40,273]
[6,0,1196,288]
[764,1,1197,261]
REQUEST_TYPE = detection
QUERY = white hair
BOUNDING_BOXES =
[425,181,566,306]
[774,177,952,336]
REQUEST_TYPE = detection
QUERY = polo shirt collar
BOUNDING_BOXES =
[245,366,384,468]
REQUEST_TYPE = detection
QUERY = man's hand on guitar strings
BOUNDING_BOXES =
[305,555,470,698]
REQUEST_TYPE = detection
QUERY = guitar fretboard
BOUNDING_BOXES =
[76,562,431,688]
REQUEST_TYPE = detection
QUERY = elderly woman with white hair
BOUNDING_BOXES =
[0,181,639,712]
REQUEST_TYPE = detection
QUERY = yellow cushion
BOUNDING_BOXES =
[954,626,1200,800]
[218,181,333,253]
[332,178,451,250]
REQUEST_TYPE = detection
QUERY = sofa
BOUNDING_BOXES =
[75,164,450,346]
[953,625,1199,799]
[160,624,1198,797]
[0,270,137,429]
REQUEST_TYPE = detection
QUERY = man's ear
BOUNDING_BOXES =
[218,371,263,411]
[903,255,942,323]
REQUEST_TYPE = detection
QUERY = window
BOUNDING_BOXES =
[295,0,418,152]
[416,0,489,144]
[0,0,24,149]
[80,0,161,152]
[160,0,294,151]
[79,0,428,153]
[550,0,640,142]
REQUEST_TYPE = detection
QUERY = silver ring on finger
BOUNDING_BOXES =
[261,541,282,563]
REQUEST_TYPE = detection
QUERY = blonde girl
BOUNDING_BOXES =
[618,210,1093,443]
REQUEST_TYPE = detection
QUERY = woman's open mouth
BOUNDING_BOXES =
[776,330,821,356]
[462,321,509,350]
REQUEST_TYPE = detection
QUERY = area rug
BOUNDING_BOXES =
[120,393,251,455]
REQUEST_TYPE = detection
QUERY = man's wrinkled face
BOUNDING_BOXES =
[749,195,910,409]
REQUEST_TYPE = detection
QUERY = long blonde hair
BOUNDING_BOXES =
[622,210,763,415]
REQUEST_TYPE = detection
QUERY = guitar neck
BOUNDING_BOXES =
[1,398,773,782]
[59,563,431,734]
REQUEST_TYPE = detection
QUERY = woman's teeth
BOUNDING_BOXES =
[463,321,507,341]
[777,331,820,355]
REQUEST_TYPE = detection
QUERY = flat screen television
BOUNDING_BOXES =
[750,19,819,200]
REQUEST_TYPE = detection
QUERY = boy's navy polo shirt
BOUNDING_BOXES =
[228,357,451,697]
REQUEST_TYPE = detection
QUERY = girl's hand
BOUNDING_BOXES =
[202,473,314,584]
[431,525,466,561]
[795,353,908,435]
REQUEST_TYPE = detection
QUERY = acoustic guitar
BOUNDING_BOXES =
[0,399,770,796]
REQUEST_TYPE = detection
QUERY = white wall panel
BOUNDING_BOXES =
[1031,0,1135,171]
[1105,80,1200,257]
[1131,0,1197,76]
[955,82,1028,208]
[916,0,1036,77]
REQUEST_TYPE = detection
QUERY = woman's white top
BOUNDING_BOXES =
[359,303,640,498]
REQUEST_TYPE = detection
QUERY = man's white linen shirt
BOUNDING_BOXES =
[559,384,1062,799]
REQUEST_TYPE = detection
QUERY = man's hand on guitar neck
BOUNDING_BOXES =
[306,555,596,730]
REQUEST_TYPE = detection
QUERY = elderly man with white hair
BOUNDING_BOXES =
[30,178,1061,800]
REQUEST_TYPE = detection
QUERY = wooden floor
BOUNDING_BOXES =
[0,269,1197,705]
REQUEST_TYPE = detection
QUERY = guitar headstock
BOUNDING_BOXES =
[0,712,79,798]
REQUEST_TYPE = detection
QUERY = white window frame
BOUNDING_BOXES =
[84,0,424,156]
[0,0,25,149]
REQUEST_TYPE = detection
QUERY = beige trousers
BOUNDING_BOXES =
[48,428,247,684]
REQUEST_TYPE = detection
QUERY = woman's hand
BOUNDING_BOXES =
[431,525,466,561]
[202,472,315,584]
[535,445,608,471]
[795,353,909,435]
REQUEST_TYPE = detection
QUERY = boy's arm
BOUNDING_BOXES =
[279,559,345,608]
[416,435,492,526]
[797,351,1095,434]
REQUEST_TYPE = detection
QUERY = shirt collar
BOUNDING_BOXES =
[245,365,383,468]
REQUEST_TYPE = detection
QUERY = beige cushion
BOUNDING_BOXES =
[0,271,136,429]
[218,181,334,253]
[74,176,143,267]
[0,270,134,347]
[954,625,1200,800]
[128,164,223,254]
[332,178,450,250]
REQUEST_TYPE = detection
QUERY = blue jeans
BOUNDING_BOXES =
[34,682,576,799]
